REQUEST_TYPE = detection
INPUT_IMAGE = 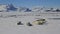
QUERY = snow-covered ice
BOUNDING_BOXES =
[0,12,60,34]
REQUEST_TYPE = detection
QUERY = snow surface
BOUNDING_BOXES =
[0,12,60,34]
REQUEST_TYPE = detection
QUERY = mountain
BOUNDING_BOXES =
[0,4,60,12]
[17,7,31,12]
[0,4,7,12]
[0,4,18,12]
[7,4,17,11]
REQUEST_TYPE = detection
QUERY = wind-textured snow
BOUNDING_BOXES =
[0,12,60,34]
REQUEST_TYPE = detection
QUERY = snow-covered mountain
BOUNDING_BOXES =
[7,4,17,11]
[0,4,17,12]
[0,4,7,12]
[0,4,32,12]
[17,7,31,12]
[0,4,60,12]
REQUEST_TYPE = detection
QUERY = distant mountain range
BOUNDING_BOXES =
[0,4,60,12]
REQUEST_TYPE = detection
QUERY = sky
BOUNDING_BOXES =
[0,0,60,8]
